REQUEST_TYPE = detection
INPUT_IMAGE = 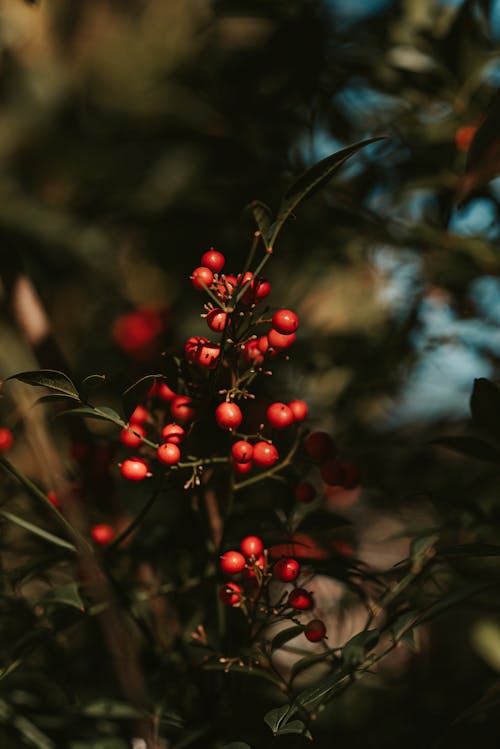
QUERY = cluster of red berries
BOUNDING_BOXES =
[218,534,326,643]
[302,430,360,491]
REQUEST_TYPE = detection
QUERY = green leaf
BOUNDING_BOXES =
[264,705,290,735]
[470,378,500,440]
[410,533,439,565]
[342,628,379,666]
[59,405,125,427]
[430,435,500,463]
[7,369,80,399]
[248,200,272,247]
[390,611,418,643]
[414,580,498,627]
[38,582,84,610]
[270,625,304,651]
[31,394,80,408]
[81,700,142,719]
[290,649,338,681]
[293,668,350,712]
[0,509,76,552]
[277,720,312,740]
[267,137,387,247]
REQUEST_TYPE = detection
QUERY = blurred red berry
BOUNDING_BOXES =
[191,266,214,291]
[305,431,336,463]
[112,305,165,360]
[201,248,225,273]
[455,124,477,152]
[161,423,185,445]
[0,427,14,453]
[295,481,316,504]
[272,309,299,335]
[257,335,269,354]
[266,402,294,430]
[120,458,149,481]
[157,442,181,466]
[304,619,327,642]
[215,402,242,430]
[321,459,344,486]
[157,382,176,401]
[219,582,243,607]
[120,424,145,448]
[170,395,195,424]
[91,523,115,546]
[267,329,296,350]
[288,399,308,422]
[341,462,360,489]
[130,405,149,424]
[47,490,59,508]
[273,558,300,582]
[220,550,246,575]
[253,441,278,468]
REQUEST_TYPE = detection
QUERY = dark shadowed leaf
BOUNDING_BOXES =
[80,700,142,719]
[438,543,500,557]
[430,435,500,463]
[0,509,76,552]
[414,581,498,627]
[298,510,350,533]
[390,611,418,643]
[222,743,251,749]
[59,405,125,427]
[38,582,84,610]
[122,373,164,420]
[270,625,304,651]
[7,369,79,399]
[264,705,290,735]
[277,720,312,740]
[458,89,500,203]
[248,201,272,247]
[470,378,500,439]
[290,650,338,681]
[342,628,380,666]
[31,393,80,408]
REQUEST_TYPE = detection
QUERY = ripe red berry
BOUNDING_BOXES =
[220,550,246,575]
[216,274,237,301]
[120,424,146,448]
[130,405,149,424]
[215,402,242,431]
[257,335,269,354]
[157,442,181,466]
[320,459,343,486]
[232,459,253,475]
[253,441,279,468]
[287,588,313,610]
[305,431,336,463]
[206,308,227,332]
[266,402,294,430]
[185,336,208,364]
[219,582,243,607]
[170,395,195,424]
[240,535,264,559]
[272,309,299,335]
[196,342,221,369]
[120,458,149,481]
[0,427,13,453]
[267,329,296,350]
[252,278,271,301]
[201,248,225,273]
[157,382,176,401]
[295,481,316,504]
[231,440,253,463]
[242,340,264,366]
[161,423,185,445]
[47,490,59,508]
[304,619,327,642]
[91,523,115,546]
[273,558,300,582]
[191,266,214,291]
[341,462,360,489]
[288,400,308,422]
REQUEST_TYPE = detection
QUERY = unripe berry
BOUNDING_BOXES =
[305,431,336,463]
[219,582,243,607]
[273,558,300,582]
[91,523,115,546]
[196,342,221,369]
[161,423,185,445]
[215,402,242,431]
[120,424,146,448]
[232,459,253,475]
[220,550,246,575]
[206,308,228,332]
[320,459,343,486]
[170,395,195,424]
[201,248,225,273]
[253,441,278,468]
[157,382,176,401]
[157,442,181,466]
[240,535,264,559]
[191,266,214,291]
[0,428,14,453]
[288,399,308,422]
[231,440,253,463]
[272,309,299,335]
[120,458,149,481]
[129,405,149,424]
[267,329,296,350]
[266,402,294,430]
[304,619,327,642]
[295,481,316,504]
[287,588,314,610]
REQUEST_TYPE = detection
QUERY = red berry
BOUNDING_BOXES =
[215,402,242,431]
[231,440,253,463]
[201,248,225,273]
[170,395,195,424]
[273,558,300,582]
[287,588,313,610]
[288,400,308,422]
[305,431,336,463]
[232,459,253,475]
[341,462,360,489]
[266,402,294,430]
[257,335,269,354]
[455,125,477,152]
[253,441,279,468]
[295,481,316,504]
[91,523,115,546]
[304,619,327,642]
[157,442,181,466]
[185,336,208,364]
[220,550,246,575]
[161,423,185,445]
[272,309,299,335]
[157,382,176,401]
[240,535,264,559]
[252,278,271,301]
[120,458,149,481]
[320,459,344,486]
[219,582,243,606]
[267,329,296,350]
[0,428,13,453]
[191,266,214,291]
[206,308,228,332]
[130,405,149,424]
[120,424,146,448]
[217,274,237,301]
[196,342,221,369]
[112,306,165,360]
[242,340,264,366]
[47,490,59,508]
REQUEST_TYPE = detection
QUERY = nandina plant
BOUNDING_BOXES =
[0,140,497,748]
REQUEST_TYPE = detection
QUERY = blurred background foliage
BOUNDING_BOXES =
[3,0,500,747]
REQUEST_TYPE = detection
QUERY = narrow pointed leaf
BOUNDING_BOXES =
[0,509,76,552]
[7,369,79,399]
[248,200,272,247]
[59,406,125,427]
[270,625,304,651]
[277,720,312,740]
[38,582,84,610]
